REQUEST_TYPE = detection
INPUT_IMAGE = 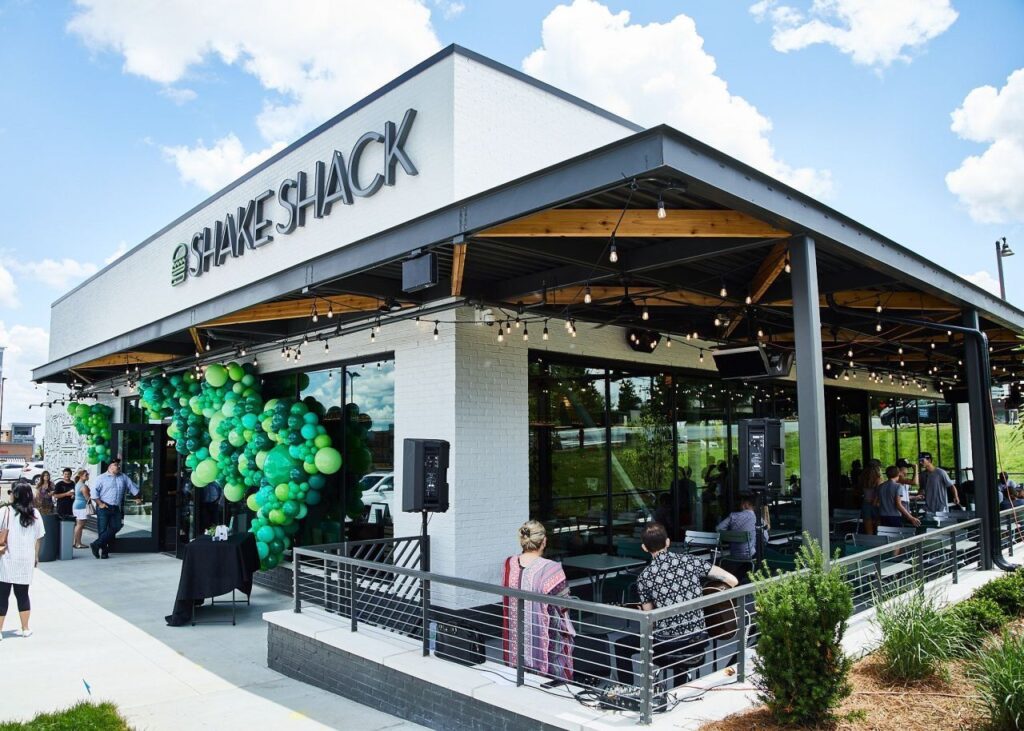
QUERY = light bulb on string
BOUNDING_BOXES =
[609,237,618,264]
[876,320,883,333]
[497,328,504,343]
[757,328,764,338]
[311,304,318,323]
[433,321,439,341]
[505,320,512,335]
[327,303,334,319]
[745,293,753,305]
[784,255,791,274]
[370,330,376,343]
[699,349,704,363]
[665,336,672,348]
[523,325,529,342]
[642,302,650,321]
[714,315,721,327]
[324,340,330,353]
[720,280,728,298]
[584,286,592,304]
[514,316,521,329]
[657,196,666,220]
[543,321,549,341]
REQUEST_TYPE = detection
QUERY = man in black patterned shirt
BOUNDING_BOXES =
[614,523,737,686]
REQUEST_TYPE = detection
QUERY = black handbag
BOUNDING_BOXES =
[434,620,485,666]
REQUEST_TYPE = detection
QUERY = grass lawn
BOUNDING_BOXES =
[0,702,132,731]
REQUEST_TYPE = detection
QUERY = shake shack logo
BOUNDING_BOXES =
[171,244,188,286]
[171,108,418,286]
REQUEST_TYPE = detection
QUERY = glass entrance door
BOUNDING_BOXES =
[110,423,168,552]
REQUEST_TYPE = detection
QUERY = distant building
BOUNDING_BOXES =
[0,422,38,460]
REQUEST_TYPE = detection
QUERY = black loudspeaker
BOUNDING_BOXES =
[712,345,793,380]
[738,418,785,492]
[402,252,438,293]
[402,438,450,512]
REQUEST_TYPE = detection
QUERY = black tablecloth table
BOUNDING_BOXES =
[165,533,260,626]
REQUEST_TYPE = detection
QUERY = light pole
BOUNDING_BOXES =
[996,237,1013,300]
[0,377,6,440]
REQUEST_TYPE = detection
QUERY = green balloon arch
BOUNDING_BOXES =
[66,401,114,465]
[137,362,372,571]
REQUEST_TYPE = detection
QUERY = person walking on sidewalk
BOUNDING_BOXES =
[89,460,140,559]
[0,483,45,640]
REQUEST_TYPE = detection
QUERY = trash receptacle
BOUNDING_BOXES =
[59,516,75,560]
[38,513,61,562]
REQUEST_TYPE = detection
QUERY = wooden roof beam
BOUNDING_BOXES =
[451,243,467,297]
[201,295,387,328]
[723,241,788,338]
[78,352,178,369]
[480,209,789,238]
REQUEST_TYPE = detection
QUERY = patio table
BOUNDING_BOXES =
[561,554,645,603]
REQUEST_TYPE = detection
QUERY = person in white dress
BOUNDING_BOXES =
[0,483,46,639]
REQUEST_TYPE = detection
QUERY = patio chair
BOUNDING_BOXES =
[683,530,721,564]
[877,526,916,541]
[718,530,757,580]
[832,508,862,535]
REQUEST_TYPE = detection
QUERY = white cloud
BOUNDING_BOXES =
[0,321,50,426]
[160,86,197,105]
[68,0,442,189]
[0,264,17,308]
[12,258,99,291]
[434,0,465,19]
[104,241,130,265]
[945,68,1024,224]
[523,0,832,197]
[751,0,957,68]
[964,270,1001,297]
[162,135,286,194]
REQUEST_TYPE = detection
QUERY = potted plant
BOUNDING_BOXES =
[35,481,62,562]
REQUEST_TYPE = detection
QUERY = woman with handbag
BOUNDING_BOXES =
[0,483,46,640]
[71,469,92,549]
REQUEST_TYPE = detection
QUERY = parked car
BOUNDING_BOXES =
[1,461,26,481]
[360,472,394,507]
[880,402,953,426]
[22,461,46,484]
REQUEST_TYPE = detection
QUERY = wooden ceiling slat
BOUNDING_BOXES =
[480,209,788,238]
[201,295,383,328]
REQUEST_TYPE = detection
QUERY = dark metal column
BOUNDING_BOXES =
[963,309,997,571]
[790,236,830,550]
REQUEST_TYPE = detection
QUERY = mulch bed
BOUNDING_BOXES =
[701,654,984,731]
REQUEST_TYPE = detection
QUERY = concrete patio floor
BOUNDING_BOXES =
[0,544,425,731]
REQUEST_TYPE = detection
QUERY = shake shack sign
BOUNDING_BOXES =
[172,108,418,286]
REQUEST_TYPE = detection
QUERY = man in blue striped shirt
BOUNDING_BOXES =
[90,460,140,559]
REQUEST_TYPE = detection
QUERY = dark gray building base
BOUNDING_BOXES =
[268,623,562,731]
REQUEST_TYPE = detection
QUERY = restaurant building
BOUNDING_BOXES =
[34,44,1024,594]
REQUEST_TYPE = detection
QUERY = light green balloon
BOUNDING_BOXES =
[224,483,245,502]
[205,363,228,388]
[209,439,223,459]
[194,458,218,485]
[314,447,342,475]
[227,363,245,382]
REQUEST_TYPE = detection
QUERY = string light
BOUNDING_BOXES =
[543,321,549,341]
[720,280,728,298]
[311,303,319,323]
[656,196,667,220]
[876,320,883,333]
[665,336,672,348]
[745,293,753,305]
[327,303,334,319]
[433,321,439,341]
[784,255,791,274]
[714,314,722,327]
[757,327,764,338]
[609,237,619,264]
[522,324,529,341]
[497,327,504,343]
[370,330,376,343]
[584,286,592,304]
[641,302,650,321]
[876,299,882,314]
[505,320,512,335]
[323,340,330,353]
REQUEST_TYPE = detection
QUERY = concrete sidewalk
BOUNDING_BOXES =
[0,547,424,730]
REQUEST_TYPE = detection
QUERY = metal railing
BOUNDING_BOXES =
[291,511,1017,725]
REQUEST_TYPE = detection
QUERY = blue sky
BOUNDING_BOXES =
[0,0,1021,425]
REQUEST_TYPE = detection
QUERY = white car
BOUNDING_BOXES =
[360,472,395,507]
[22,461,47,484]
[1,461,26,481]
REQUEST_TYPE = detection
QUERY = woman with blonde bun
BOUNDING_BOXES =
[501,520,575,681]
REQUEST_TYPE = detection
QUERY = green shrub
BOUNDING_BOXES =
[0,701,132,731]
[752,536,854,727]
[969,630,1024,730]
[973,575,1024,616]
[873,590,966,679]
[945,597,1008,650]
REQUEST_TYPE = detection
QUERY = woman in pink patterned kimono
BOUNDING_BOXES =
[502,520,575,681]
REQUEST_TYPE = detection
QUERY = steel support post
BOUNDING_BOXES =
[790,235,830,553]
[963,309,996,571]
